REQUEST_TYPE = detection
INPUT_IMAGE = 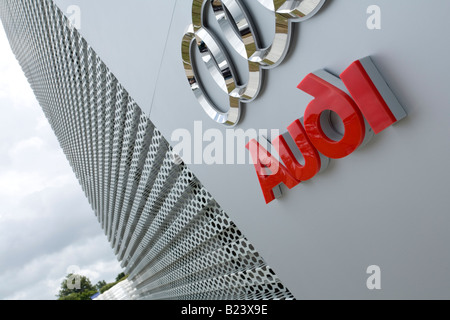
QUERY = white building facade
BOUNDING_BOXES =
[94,279,135,300]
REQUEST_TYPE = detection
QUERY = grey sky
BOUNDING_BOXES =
[0,23,123,300]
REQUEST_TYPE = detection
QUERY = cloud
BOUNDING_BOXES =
[0,135,73,196]
[0,235,123,300]
[0,22,123,300]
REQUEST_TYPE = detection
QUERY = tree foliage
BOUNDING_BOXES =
[95,280,107,291]
[99,273,128,293]
[57,273,128,300]
[115,272,126,282]
[57,274,97,300]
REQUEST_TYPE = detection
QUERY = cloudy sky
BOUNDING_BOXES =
[0,24,124,300]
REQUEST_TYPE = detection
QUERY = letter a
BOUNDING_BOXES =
[246,139,300,204]
[366,265,381,290]
[367,5,381,30]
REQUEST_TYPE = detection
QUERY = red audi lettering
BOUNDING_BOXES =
[246,139,300,204]
[298,73,366,159]
[247,57,406,204]
[272,119,321,181]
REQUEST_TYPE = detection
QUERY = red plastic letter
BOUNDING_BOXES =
[340,57,406,134]
[298,73,366,159]
[272,119,321,181]
[246,139,300,204]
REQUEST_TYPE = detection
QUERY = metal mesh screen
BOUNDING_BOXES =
[94,279,136,300]
[0,0,294,300]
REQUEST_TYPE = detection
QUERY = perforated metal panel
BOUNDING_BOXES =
[0,0,294,300]
[94,279,136,300]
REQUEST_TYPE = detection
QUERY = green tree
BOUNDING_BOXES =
[57,274,97,300]
[115,272,126,282]
[95,280,107,291]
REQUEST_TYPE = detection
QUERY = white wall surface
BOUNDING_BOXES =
[54,0,450,299]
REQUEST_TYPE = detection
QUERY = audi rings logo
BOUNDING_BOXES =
[181,0,326,127]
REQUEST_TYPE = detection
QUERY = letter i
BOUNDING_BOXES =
[340,56,406,134]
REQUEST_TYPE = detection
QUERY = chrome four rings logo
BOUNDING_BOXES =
[181,0,326,127]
